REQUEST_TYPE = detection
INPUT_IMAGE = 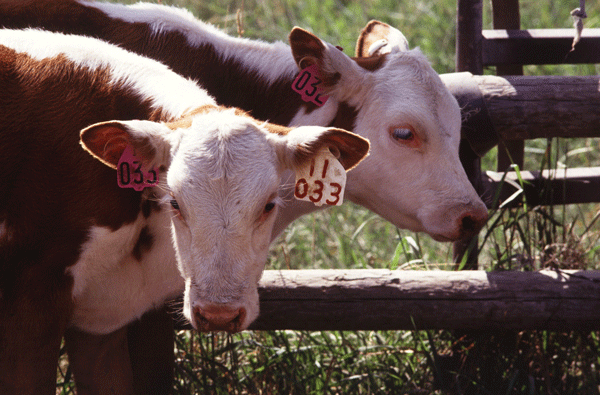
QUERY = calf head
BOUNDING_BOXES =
[289,22,488,242]
[80,107,369,332]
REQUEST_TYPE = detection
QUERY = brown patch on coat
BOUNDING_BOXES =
[132,226,154,261]
[328,102,359,133]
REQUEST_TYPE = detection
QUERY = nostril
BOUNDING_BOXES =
[458,209,488,238]
[234,308,247,330]
[194,307,211,332]
[461,215,477,233]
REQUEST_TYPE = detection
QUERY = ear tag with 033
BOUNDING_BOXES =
[294,146,346,206]
[117,145,159,191]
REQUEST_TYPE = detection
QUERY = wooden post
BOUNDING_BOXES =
[456,0,483,75]
[455,0,484,268]
[491,0,524,171]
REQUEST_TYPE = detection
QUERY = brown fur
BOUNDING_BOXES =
[0,0,383,128]
[0,44,171,394]
[355,20,391,58]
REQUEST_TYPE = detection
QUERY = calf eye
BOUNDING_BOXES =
[258,200,278,224]
[170,199,180,211]
[389,125,421,149]
[264,202,276,213]
[391,127,414,141]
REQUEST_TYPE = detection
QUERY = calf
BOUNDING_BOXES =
[0,0,488,241]
[0,29,369,394]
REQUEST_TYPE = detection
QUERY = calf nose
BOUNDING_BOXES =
[193,304,246,333]
[457,206,488,239]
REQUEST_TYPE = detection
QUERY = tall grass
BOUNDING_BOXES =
[55,0,600,393]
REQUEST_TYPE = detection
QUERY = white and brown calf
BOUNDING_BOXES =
[0,29,368,394]
[0,0,488,241]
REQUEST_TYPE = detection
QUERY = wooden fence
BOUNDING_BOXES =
[170,269,600,331]
[174,0,600,333]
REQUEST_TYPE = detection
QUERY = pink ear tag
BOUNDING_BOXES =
[292,64,329,106]
[117,145,159,191]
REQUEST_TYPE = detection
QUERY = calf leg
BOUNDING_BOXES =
[65,307,174,395]
[128,307,175,395]
[64,326,135,395]
[0,273,72,395]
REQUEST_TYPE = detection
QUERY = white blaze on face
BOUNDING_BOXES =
[166,112,281,330]
[163,111,369,332]
[284,26,488,242]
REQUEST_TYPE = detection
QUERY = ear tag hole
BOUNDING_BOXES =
[328,146,341,159]
[117,144,160,191]
[294,146,346,207]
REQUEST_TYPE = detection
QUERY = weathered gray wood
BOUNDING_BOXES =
[484,167,600,207]
[479,74,600,140]
[442,73,600,143]
[237,269,600,331]
[483,29,600,65]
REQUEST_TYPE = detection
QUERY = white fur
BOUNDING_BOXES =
[82,0,298,86]
[0,29,302,333]
[334,51,483,241]
[287,99,339,128]
[165,111,283,329]
[69,212,182,334]
[0,29,215,120]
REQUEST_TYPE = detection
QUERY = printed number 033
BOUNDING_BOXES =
[294,158,342,206]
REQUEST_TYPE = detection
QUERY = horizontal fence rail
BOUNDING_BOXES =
[441,72,600,206]
[442,72,600,154]
[482,28,600,66]
[174,270,600,332]
[483,167,600,207]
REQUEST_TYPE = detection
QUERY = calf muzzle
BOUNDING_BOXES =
[193,304,246,333]
[456,206,488,240]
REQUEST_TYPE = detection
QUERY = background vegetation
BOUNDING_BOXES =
[57,0,600,393]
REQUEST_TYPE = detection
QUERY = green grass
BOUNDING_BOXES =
[56,0,600,393]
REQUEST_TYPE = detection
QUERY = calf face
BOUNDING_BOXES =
[81,108,369,332]
[288,24,488,241]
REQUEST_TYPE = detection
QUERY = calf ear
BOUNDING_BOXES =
[282,126,370,171]
[80,120,171,169]
[289,28,345,87]
[355,20,409,57]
